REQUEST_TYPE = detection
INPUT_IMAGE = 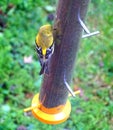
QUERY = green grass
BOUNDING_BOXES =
[0,0,113,130]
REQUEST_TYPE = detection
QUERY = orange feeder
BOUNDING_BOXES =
[24,90,80,124]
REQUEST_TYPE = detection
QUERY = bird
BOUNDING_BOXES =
[35,24,54,75]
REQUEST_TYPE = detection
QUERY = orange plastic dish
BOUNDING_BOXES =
[31,93,71,124]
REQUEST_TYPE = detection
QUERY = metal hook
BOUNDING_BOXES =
[64,74,75,97]
[78,8,100,38]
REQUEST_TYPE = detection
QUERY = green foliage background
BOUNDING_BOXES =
[0,0,113,130]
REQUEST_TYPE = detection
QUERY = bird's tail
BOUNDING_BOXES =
[39,63,49,75]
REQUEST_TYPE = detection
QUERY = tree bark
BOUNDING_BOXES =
[39,0,90,109]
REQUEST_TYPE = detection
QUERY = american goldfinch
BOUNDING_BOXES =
[35,24,54,75]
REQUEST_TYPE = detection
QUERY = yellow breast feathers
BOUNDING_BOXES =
[35,24,53,55]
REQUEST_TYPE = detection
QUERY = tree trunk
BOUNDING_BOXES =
[39,0,90,110]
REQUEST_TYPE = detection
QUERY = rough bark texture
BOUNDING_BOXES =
[39,0,90,108]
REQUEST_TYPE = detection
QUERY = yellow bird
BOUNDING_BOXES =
[35,24,54,75]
